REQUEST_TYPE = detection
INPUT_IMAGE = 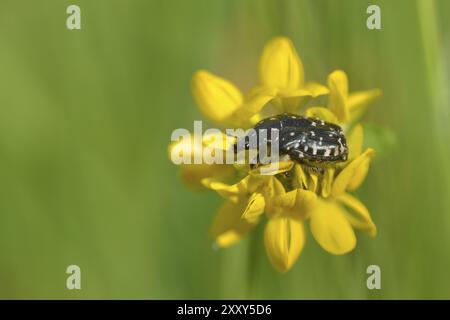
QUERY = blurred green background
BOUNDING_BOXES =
[0,0,449,299]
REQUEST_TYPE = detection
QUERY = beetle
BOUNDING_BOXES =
[235,113,348,172]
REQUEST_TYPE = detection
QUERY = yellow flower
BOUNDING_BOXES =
[170,36,383,273]
[192,37,328,128]
[192,70,243,124]
[307,70,381,125]
[168,130,235,189]
[289,122,377,256]
[203,165,318,273]
[192,70,275,128]
[263,188,317,272]
[203,167,288,247]
[257,37,329,113]
[309,148,377,255]
[202,142,377,271]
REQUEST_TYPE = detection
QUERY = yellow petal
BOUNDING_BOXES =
[241,192,265,220]
[280,83,329,113]
[202,175,267,202]
[259,176,286,215]
[264,216,305,272]
[304,82,330,96]
[348,89,382,123]
[210,200,259,248]
[229,87,276,127]
[272,188,318,219]
[310,199,356,255]
[305,106,338,124]
[346,124,364,161]
[246,175,268,194]
[347,155,372,191]
[260,176,286,198]
[279,80,328,98]
[179,164,234,191]
[201,176,247,203]
[249,161,294,176]
[327,70,349,123]
[292,164,308,189]
[192,70,243,124]
[337,193,377,237]
[259,37,304,90]
[307,171,319,193]
[321,167,335,198]
[332,148,375,197]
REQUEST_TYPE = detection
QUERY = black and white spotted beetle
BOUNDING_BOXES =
[235,113,348,172]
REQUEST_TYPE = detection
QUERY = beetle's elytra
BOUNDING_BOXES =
[236,113,348,170]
